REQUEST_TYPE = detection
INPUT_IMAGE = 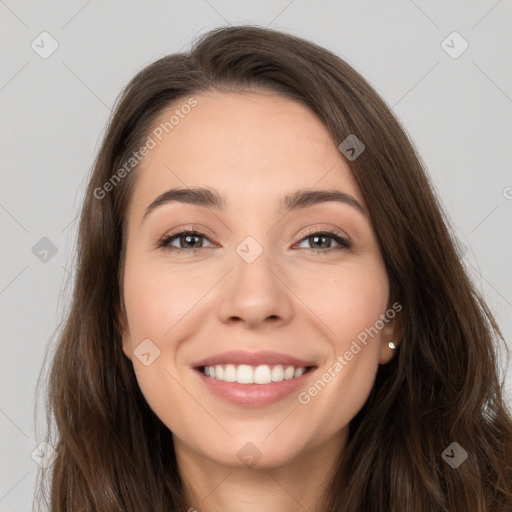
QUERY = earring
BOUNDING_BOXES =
[388,341,397,350]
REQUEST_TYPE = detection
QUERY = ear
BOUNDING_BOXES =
[378,305,402,365]
[116,299,132,361]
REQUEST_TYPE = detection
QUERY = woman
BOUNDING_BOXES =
[35,25,512,511]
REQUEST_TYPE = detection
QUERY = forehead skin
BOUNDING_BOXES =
[125,90,368,235]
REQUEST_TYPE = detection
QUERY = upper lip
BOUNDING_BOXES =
[191,350,317,368]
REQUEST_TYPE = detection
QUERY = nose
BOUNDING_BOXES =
[216,247,294,330]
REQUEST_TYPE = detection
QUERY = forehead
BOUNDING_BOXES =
[129,90,363,213]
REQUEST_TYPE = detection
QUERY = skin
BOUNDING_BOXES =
[119,90,401,512]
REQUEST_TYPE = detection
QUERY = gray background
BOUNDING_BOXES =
[1,1,511,509]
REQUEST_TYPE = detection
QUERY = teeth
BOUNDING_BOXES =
[254,364,272,384]
[271,365,284,381]
[223,364,237,382]
[237,364,253,384]
[284,365,295,380]
[201,364,309,384]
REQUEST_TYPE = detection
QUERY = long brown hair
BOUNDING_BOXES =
[34,25,512,511]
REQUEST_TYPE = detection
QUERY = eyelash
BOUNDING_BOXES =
[157,228,351,256]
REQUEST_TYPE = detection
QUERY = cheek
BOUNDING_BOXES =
[123,256,214,342]
[295,258,389,345]
[334,275,388,346]
[294,265,388,435]
[122,255,201,420]
[295,260,388,392]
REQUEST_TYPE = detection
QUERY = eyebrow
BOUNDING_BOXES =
[142,186,367,222]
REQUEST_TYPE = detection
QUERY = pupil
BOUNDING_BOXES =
[311,235,329,249]
[183,234,200,248]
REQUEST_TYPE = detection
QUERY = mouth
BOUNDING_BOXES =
[195,363,317,384]
[190,350,318,407]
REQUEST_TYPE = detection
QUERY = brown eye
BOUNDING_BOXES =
[158,230,214,252]
[296,231,351,253]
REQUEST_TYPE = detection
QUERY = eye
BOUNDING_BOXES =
[158,230,215,253]
[295,229,351,254]
[157,228,351,255]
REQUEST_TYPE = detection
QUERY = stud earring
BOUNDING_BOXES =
[388,341,397,350]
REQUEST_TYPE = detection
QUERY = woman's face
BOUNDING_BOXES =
[120,90,399,469]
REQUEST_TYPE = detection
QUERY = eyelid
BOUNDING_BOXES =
[296,225,351,245]
[160,224,216,240]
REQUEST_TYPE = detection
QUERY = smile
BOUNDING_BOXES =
[191,350,318,407]
[200,363,314,384]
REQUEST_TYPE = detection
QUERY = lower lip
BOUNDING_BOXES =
[195,368,317,408]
